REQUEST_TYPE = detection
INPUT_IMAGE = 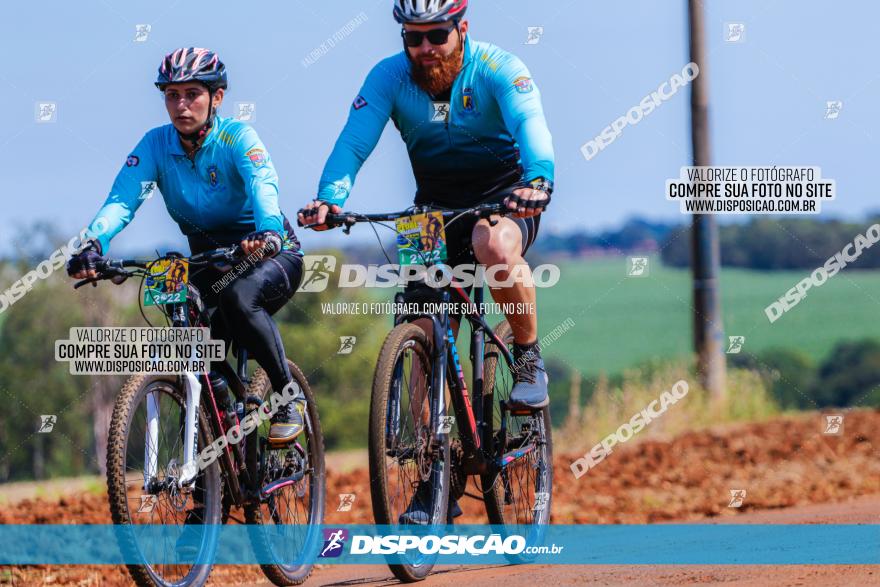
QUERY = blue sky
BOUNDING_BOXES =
[1,0,876,255]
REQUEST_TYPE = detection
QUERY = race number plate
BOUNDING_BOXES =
[143,259,189,306]
[395,211,448,266]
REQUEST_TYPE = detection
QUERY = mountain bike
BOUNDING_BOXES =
[302,203,553,582]
[73,246,325,586]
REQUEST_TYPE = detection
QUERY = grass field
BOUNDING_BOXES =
[529,256,880,377]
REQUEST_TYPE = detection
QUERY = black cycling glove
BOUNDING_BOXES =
[66,240,103,276]
[299,200,332,222]
[506,191,552,211]
[243,230,283,257]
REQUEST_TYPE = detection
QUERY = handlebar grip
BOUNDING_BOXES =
[297,210,349,229]
[324,213,349,225]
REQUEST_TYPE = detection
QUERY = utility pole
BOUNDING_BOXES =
[688,0,726,400]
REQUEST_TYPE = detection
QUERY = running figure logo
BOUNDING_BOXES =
[319,529,349,558]
[298,255,336,292]
[823,415,843,435]
[36,102,57,123]
[431,102,450,123]
[534,491,549,511]
[38,415,57,433]
[140,181,157,201]
[134,24,151,42]
[726,336,745,354]
[824,101,843,120]
[627,257,649,277]
[337,336,356,355]
[235,102,256,122]
[437,415,455,434]
[524,26,544,45]
[337,493,356,512]
[728,489,746,508]
[725,22,745,43]
[137,495,158,513]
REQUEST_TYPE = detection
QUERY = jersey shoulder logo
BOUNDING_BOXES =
[246,148,267,167]
[513,76,534,94]
[126,155,139,167]
[353,95,368,110]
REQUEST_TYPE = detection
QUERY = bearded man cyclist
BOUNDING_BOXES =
[67,48,308,445]
[298,1,555,523]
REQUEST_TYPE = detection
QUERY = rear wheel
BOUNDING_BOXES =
[244,360,325,586]
[369,323,449,582]
[107,374,222,587]
[481,320,554,563]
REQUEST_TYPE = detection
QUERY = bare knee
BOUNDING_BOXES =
[472,219,522,267]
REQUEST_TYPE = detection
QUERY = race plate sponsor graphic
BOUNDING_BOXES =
[395,212,447,266]
[143,259,188,306]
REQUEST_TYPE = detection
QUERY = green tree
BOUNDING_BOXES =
[812,339,880,407]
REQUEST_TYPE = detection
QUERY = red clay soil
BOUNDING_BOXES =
[1,410,878,585]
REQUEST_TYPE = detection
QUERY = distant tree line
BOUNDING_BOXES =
[530,214,880,270]
[661,216,880,269]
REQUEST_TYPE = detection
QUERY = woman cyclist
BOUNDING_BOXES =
[66,47,307,445]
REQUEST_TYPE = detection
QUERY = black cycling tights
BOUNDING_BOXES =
[190,251,304,395]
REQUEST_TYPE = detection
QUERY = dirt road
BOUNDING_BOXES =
[2,410,878,585]
[278,496,879,587]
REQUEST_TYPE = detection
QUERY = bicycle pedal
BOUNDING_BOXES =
[509,406,539,416]
[267,437,296,449]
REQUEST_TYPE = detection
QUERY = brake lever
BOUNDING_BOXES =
[74,277,100,290]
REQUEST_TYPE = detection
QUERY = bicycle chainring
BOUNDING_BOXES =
[449,438,467,501]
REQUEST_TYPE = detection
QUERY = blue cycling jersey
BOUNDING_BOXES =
[84,116,297,254]
[317,35,555,207]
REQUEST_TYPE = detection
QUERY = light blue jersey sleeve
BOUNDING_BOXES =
[316,61,397,207]
[231,125,284,234]
[491,54,555,184]
[84,132,159,254]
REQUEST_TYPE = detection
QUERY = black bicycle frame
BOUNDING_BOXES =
[314,204,526,476]
[394,278,515,477]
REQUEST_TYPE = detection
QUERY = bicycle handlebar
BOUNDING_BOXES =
[297,202,513,231]
[72,245,249,290]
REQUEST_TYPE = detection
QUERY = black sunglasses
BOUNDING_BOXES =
[401,24,457,47]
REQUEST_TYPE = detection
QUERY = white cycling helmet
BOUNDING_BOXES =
[393,0,468,24]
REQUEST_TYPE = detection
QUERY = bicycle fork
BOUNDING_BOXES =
[142,372,203,490]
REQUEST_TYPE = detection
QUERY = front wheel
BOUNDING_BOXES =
[481,320,554,564]
[244,360,325,586]
[107,374,222,587]
[369,323,450,582]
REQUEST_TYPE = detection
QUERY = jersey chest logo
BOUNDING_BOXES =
[205,164,226,192]
[463,88,475,111]
[460,87,481,117]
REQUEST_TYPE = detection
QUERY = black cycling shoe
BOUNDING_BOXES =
[175,507,204,559]
[269,397,307,445]
[509,342,549,410]
[399,481,433,525]
[448,497,463,520]
[398,481,462,525]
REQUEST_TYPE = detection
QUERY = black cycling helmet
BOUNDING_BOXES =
[393,0,468,24]
[155,47,227,92]
[156,48,227,144]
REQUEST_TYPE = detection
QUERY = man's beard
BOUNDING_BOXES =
[410,41,464,97]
